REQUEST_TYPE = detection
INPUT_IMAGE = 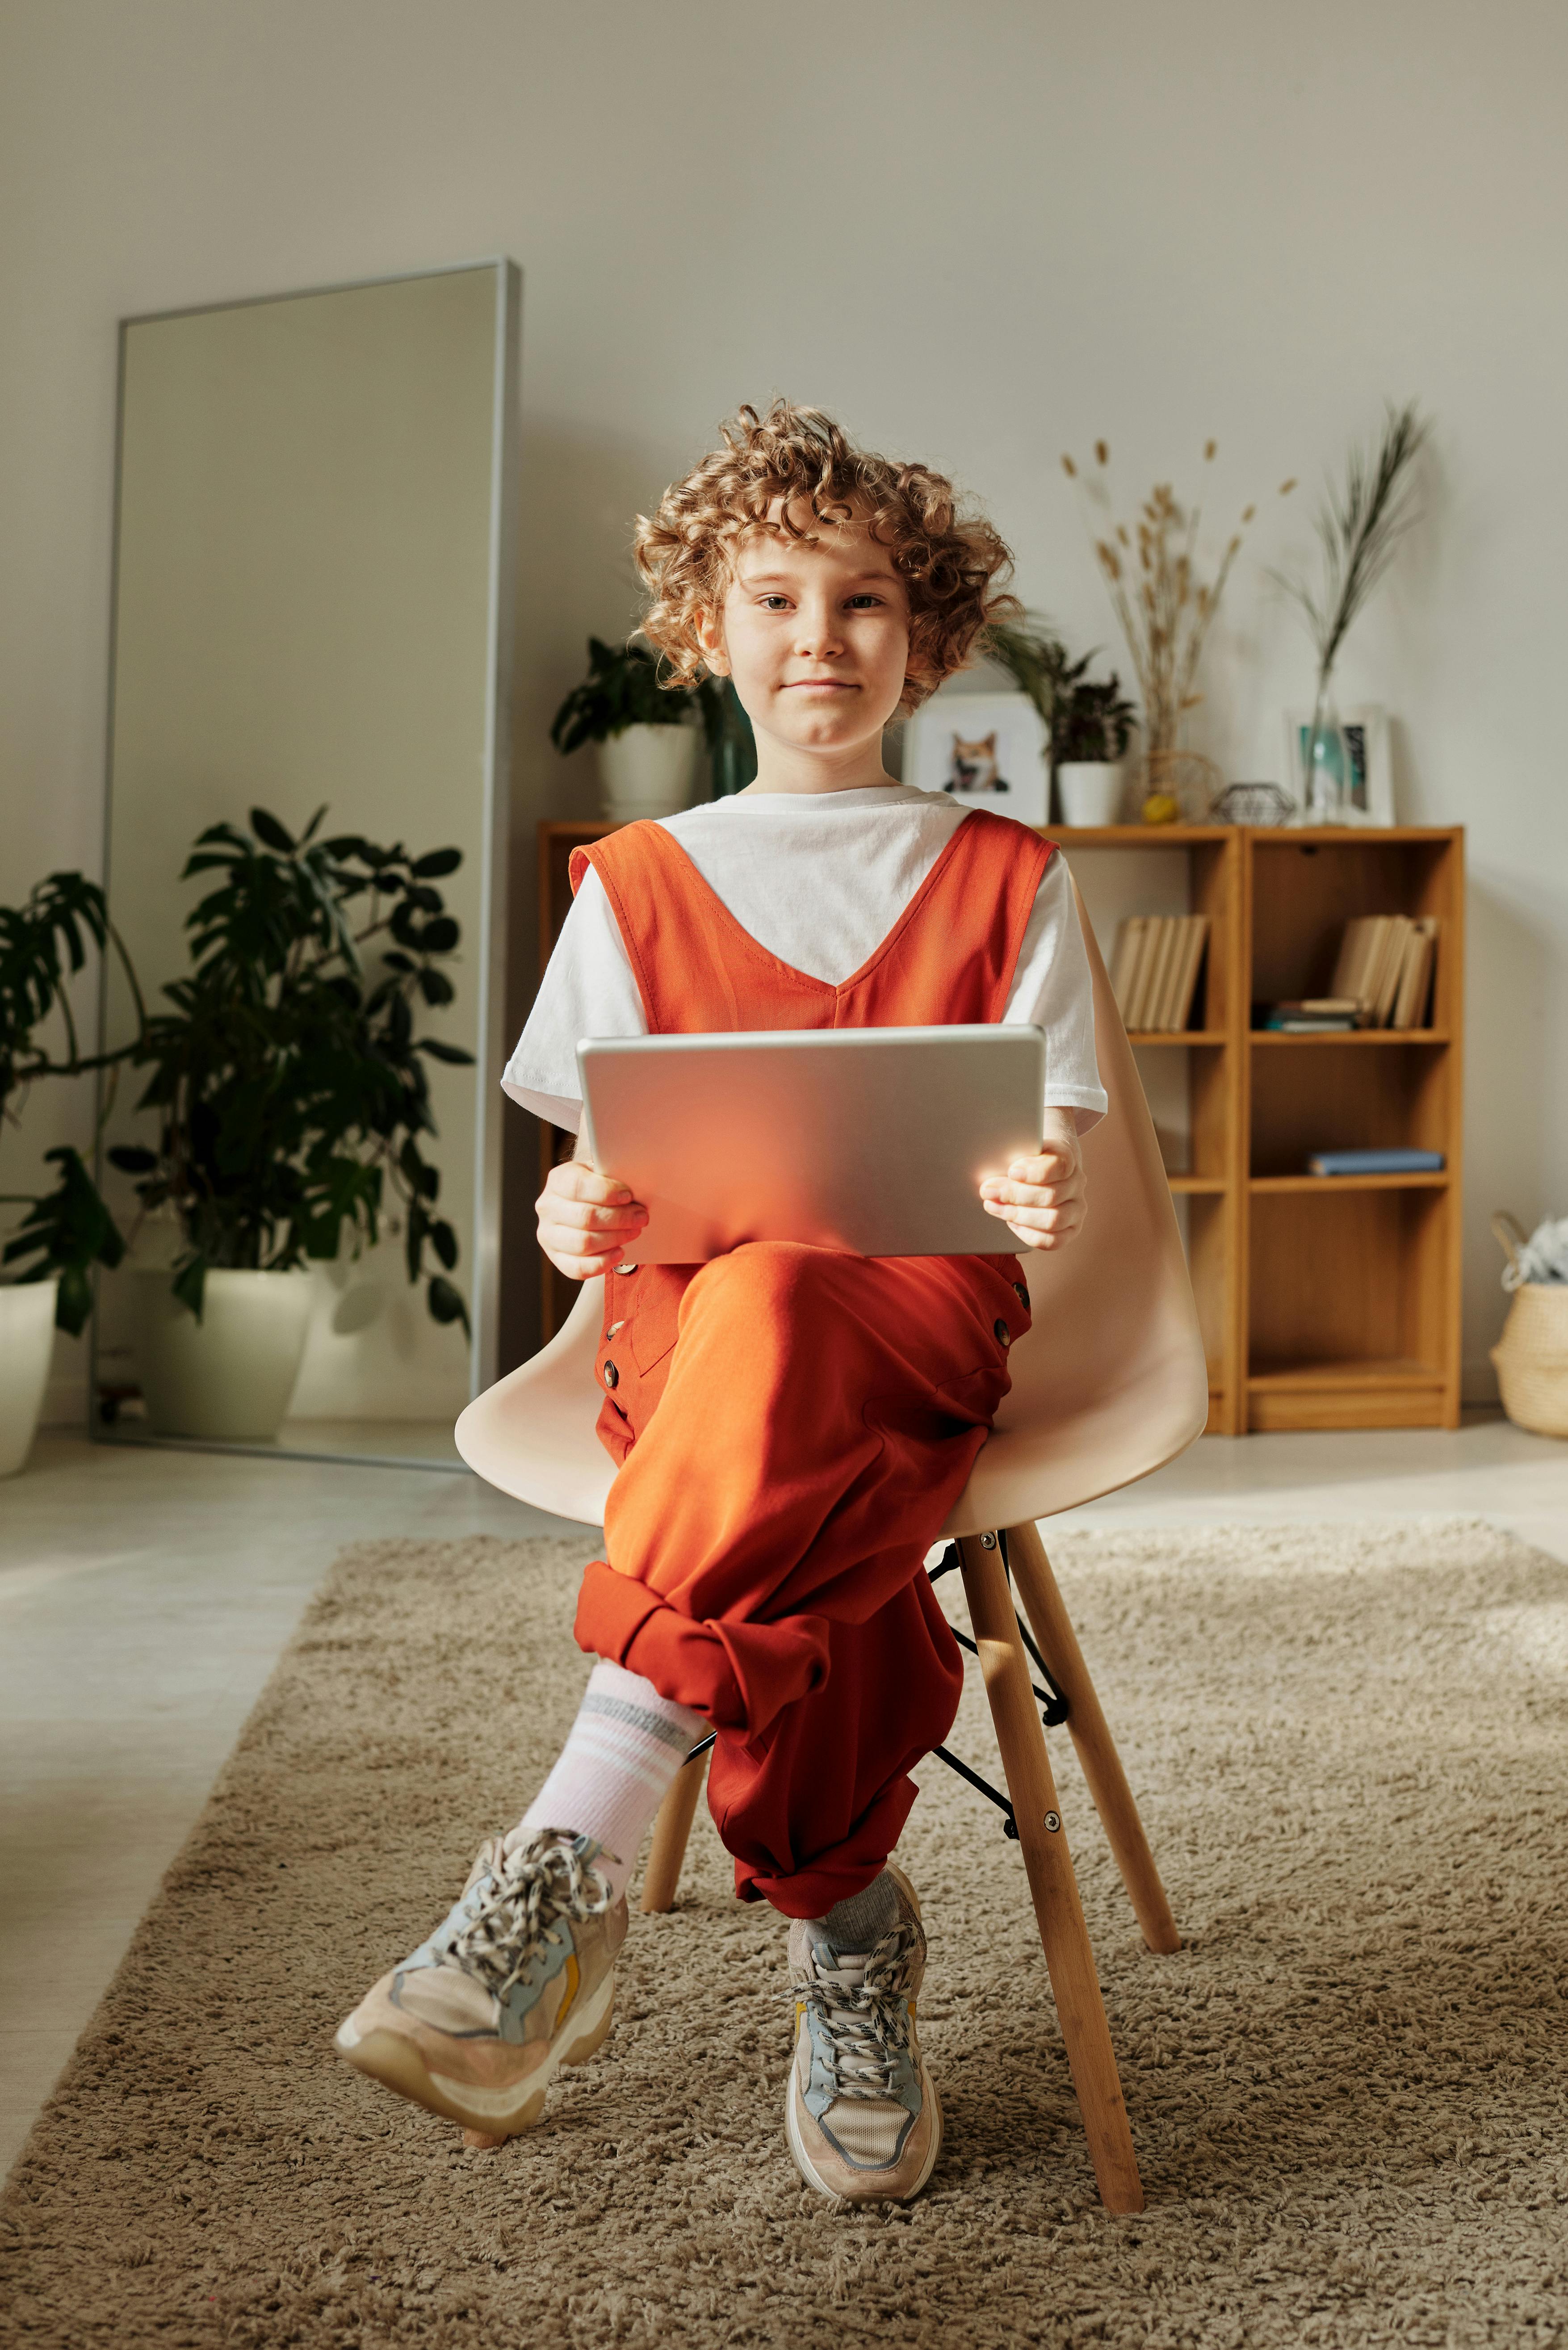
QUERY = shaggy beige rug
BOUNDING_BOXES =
[3,1521,1567,2349]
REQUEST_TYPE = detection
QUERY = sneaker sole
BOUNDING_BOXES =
[334,1965,615,2137]
[785,2062,943,2205]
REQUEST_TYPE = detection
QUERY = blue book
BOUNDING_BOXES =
[1306,1148,1445,1177]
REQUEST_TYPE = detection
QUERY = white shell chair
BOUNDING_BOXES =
[457,886,1208,2211]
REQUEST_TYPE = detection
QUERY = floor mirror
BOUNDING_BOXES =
[92,260,520,1470]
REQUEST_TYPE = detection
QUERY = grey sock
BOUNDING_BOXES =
[812,1869,900,1955]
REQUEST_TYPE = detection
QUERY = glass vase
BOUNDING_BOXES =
[1297,697,1354,826]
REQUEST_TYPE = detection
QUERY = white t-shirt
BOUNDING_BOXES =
[503,785,1106,1134]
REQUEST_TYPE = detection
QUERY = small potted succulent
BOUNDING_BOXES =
[1053,671,1139,826]
[0,873,142,1474]
[106,806,473,1443]
[551,636,710,821]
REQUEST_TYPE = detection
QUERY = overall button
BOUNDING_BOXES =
[1013,1281,1030,1307]
[602,1360,620,1389]
[614,1262,640,1276]
[993,1320,1011,1348]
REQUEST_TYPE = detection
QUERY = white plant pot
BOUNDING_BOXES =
[0,1280,59,1477]
[131,1266,314,1441]
[1056,763,1127,826]
[598,725,700,822]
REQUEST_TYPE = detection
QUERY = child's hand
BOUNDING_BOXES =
[978,1110,1087,1253]
[536,1154,648,1280]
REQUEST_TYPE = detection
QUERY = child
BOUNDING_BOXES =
[336,401,1104,2203]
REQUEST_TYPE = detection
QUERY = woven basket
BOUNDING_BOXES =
[1490,1213,1568,1439]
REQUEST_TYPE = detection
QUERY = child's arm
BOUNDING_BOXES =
[536,1150,648,1281]
[977,1105,1087,1253]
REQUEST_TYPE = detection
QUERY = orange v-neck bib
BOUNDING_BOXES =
[570,807,1052,1033]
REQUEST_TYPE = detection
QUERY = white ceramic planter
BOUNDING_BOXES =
[131,1266,314,1441]
[598,724,700,821]
[0,1279,59,1477]
[1056,763,1127,827]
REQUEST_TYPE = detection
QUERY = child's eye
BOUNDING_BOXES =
[845,594,884,610]
[758,595,792,612]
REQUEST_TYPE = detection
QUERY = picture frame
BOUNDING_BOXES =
[902,691,1048,826]
[1284,703,1393,826]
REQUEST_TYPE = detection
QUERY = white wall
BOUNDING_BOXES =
[3,0,1564,1413]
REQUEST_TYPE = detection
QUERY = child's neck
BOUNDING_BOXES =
[741,733,899,798]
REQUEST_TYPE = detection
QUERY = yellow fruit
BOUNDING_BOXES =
[1141,792,1181,826]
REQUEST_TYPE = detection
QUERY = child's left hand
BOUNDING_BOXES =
[978,1108,1087,1252]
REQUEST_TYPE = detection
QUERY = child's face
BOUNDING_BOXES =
[699,506,910,761]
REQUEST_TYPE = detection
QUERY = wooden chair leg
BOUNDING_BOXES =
[639,1750,709,1914]
[1006,1519,1181,1957]
[956,1534,1144,2215]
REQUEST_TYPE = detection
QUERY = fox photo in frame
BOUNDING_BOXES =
[902,690,1048,825]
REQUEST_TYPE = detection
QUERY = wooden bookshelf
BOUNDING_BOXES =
[533,819,1464,1432]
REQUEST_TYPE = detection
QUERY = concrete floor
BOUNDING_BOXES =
[3,1414,1566,2182]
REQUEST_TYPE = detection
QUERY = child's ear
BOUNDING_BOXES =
[695,606,729,675]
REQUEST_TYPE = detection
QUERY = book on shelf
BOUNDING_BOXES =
[1259,997,1359,1032]
[1109,912,1210,1032]
[1326,915,1439,1030]
[1304,1147,1446,1177]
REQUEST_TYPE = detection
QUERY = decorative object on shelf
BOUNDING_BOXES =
[106,807,473,1439]
[1056,764,1127,826]
[1273,402,1430,825]
[1063,438,1294,822]
[1304,1147,1444,1177]
[1108,915,1209,1033]
[1328,914,1438,1029]
[1490,1213,1568,1437]
[1283,704,1392,827]
[1,871,147,1473]
[1211,781,1295,827]
[902,689,1048,825]
[982,617,1136,825]
[550,636,707,820]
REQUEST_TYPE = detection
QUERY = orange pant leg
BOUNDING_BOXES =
[574,1242,1031,1915]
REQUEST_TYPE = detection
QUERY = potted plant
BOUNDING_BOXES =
[1,873,143,1474]
[107,806,474,1443]
[550,636,708,820]
[1053,670,1139,825]
[982,620,1137,824]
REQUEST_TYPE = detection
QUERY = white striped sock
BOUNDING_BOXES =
[507,1662,707,1901]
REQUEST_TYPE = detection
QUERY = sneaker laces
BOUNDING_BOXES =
[798,1924,917,2102]
[445,1834,612,2002]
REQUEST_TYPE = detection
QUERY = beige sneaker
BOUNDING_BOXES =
[335,1830,626,2139]
[784,1864,941,2202]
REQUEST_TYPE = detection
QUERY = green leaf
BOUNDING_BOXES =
[416,917,460,955]
[55,1264,94,1338]
[415,1037,474,1066]
[426,1274,470,1334]
[416,966,453,1007]
[250,808,296,853]
[107,1144,159,1173]
[430,1218,458,1270]
[411,847,462,878]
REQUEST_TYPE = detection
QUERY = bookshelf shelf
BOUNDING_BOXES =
[1129,1031,1226,1047]
[532,818,1463,1432]
[1249,1028,1448,1046]
[1249,1172,1449,1193]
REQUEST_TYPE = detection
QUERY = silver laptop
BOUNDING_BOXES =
[577,1025,1045,1263]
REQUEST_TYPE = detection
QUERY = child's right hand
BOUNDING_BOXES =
[536,1154,648,1281]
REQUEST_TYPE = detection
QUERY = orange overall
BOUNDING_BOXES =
[570,810,1054,1917]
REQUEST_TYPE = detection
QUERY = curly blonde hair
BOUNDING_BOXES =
[634,400,1019,714]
